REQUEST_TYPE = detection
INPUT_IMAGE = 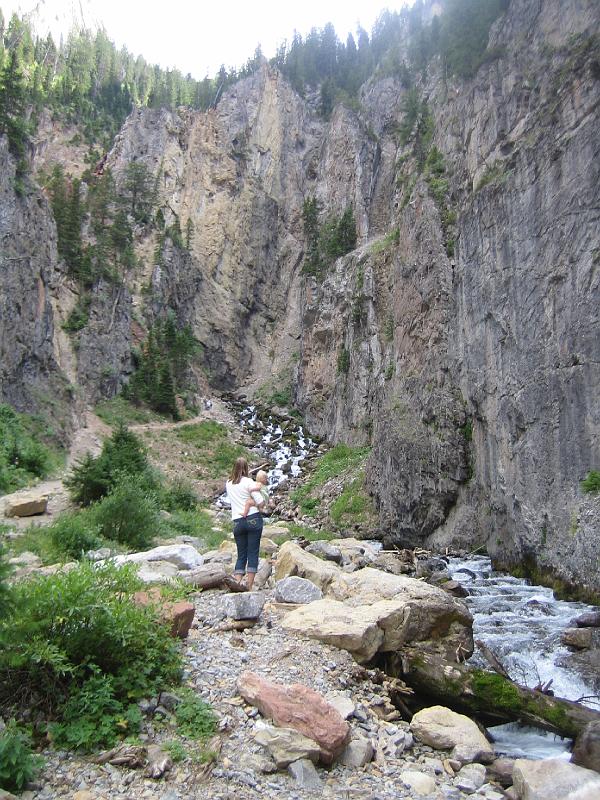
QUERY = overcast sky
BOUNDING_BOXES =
[3,0,414,78]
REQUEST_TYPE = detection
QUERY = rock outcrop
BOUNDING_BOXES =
[1,0,598,593]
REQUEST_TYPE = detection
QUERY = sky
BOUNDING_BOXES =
[2,0,414,78]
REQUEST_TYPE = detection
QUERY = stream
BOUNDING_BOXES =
[219,400,599,760]
[449,555,600,758]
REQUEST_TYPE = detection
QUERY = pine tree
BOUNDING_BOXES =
[123,161,153,222]
[185,217,195,249]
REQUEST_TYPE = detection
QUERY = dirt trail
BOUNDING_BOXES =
[1,397,236,531]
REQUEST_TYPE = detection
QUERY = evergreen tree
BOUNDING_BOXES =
[185,217,195,250]
[123,161,153,222]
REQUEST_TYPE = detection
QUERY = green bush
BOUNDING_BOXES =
[48,511,103,560]
[0,562,182,717]
[175,692,217,740]
[0,404,54,494]
[160,479,198,512]
[66,423,154,506]
[0,722,43,793]
[50,671,142,751]
[91,476,160,550]
[581,470,600,494]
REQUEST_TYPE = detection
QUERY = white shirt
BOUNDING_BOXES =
[225,476,263,520]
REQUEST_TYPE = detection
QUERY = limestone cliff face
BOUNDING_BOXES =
[0,0,598,591]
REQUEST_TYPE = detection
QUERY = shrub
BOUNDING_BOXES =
[175,692,217,740]
[160,479,198,512]
[0,722,43,793]
[0,404,54,494]
[48,511,103,560]
[91,476,160,550]
[0,562,182,716]
[66,423,154,506]
[49,671,142,751]
[581,470,600,494]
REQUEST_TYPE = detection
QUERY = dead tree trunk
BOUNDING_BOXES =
[386,649,600,739]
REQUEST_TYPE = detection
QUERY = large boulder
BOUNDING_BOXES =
[410,706,494,765]
[237,671,350,763]
[512,757,600,800]
[115,544,204,571]
[281,568,473,662]
[274,541,340,590]
[573,611,600,628]
[572,721,600,774]
[274,576,322,604]
[280,598,385,661]
[4,492,48,517]
[254,723,320,768]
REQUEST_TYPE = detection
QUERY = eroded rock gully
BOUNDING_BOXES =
[0,0,599,591]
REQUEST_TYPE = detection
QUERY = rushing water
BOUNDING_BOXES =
[216,404,320,508]
[448,555,600,758]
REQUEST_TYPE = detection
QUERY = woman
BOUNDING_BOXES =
[225,457,264,590]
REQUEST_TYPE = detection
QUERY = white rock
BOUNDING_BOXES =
[455,763,486,793]
[254,723,320,768]
[325,692,355,720]
[114,544,204,571]
[410,706,494,764]
[223,592,266,620]
[339,734,374,767]
[400,770,437,795]
[512,757,600,800]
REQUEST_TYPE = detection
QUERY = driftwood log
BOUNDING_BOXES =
[386,649,600,739]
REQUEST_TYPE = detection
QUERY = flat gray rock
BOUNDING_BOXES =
[274,576,322,604]
[288,758,323,791]
[223,591,266,620]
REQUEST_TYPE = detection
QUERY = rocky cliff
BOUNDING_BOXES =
[0,0,598,591]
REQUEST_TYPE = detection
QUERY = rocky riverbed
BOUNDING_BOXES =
[4,518,598,800]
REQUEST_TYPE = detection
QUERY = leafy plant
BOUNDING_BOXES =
[581,470,600,494]
[0,562,182,717]
[48,511,103,560]
[0,722,43,793]
[50,671,142,752]
[0,403,55,494]
[175,692,217,740]
[91,476,160,550]
[0,544,14,620]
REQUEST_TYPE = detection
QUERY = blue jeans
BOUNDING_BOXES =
[233,513,263,574]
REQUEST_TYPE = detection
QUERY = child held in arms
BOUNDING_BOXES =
[242,470,274,517]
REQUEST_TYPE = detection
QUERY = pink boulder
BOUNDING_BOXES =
[237,671,350,763]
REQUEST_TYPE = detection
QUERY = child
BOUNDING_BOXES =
[243,470,273,517]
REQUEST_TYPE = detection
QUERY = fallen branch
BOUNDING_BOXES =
[475,639,513,681]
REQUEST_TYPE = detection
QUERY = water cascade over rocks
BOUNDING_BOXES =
[449,555,600,758]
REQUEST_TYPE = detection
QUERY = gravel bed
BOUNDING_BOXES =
[23,587,506,800]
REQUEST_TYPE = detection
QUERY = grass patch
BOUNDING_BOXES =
[292,444,370,506]
[330,478,371,526]
[95,396,163,427]
[175,421,251,479]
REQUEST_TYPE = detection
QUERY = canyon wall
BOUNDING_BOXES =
[0,0,598,590]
